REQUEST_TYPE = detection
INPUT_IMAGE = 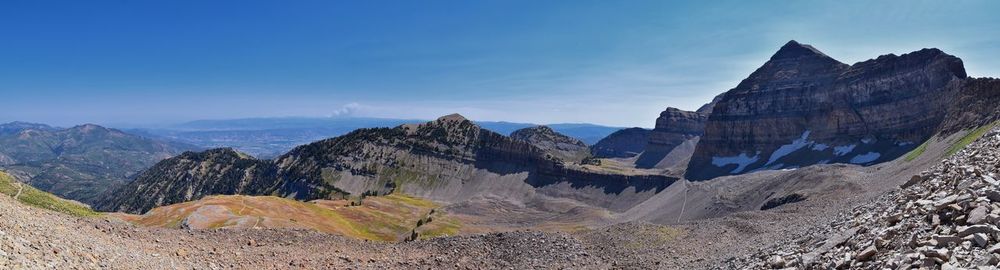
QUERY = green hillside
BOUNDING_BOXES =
[0,170,99,217]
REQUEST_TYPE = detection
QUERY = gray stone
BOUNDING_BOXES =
[958,225,1000,237]
[767,255,786,268]
[969,206,989,224]
[932,235,963,247]
[855,245,877,261]
[973,233,991,247]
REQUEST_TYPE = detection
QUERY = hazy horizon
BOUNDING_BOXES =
[3,0,999,128]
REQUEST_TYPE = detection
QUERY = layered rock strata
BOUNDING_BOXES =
[687,41,967,180]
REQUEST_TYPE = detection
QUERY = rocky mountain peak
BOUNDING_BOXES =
[688,44,971,180]
[510,125,557,138]
[437,113,468,123]
[70,123,110,133]
[729,40,848,94]
[510,125,589,162]
[771,40,833,60]
[401,114,481,141]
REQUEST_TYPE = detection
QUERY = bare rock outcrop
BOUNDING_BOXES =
[687,40,967,180]
[510,125,591,163]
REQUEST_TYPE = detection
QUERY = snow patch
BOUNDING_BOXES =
[712,152,760,174]
[811,143,829,151]
[850,152,881,164]
[861,137,876,144]
[765,130,812,165]
[833,144,856,156]
[897,141,915,146]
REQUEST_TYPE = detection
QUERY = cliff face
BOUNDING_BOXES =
[938,78,1000,134]
[590,128,651,158]
[635,108,706,169]
[686,41,967,180]
[510,126,591,163]
[102,114,675,214]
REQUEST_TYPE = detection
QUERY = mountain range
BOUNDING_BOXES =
[0,122,197,204]
[128,117,626,158]
[95,41,1000,220]
[96,114,673,214]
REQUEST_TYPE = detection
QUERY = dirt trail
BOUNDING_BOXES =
[676,181,688,223]
[13,182,22,200]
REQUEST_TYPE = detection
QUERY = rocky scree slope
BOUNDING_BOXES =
[98,114,676,214]
[687,40,968,180]
[510,125,591,163]
[0,122,195,204]
[730,126,1000,269]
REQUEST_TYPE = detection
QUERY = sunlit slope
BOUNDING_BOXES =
[0,170,99,217]
[111,193,461,241]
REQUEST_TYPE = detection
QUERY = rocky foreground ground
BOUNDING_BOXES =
[730,126,1000,269]
[1,193,608,269]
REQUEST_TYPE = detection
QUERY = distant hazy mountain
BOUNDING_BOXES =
[0,121,58,135]
[169,117,422,131]
[0,122,197,204]
[129,117,624,158]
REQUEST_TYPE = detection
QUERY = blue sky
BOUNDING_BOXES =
[1,1,997,128]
